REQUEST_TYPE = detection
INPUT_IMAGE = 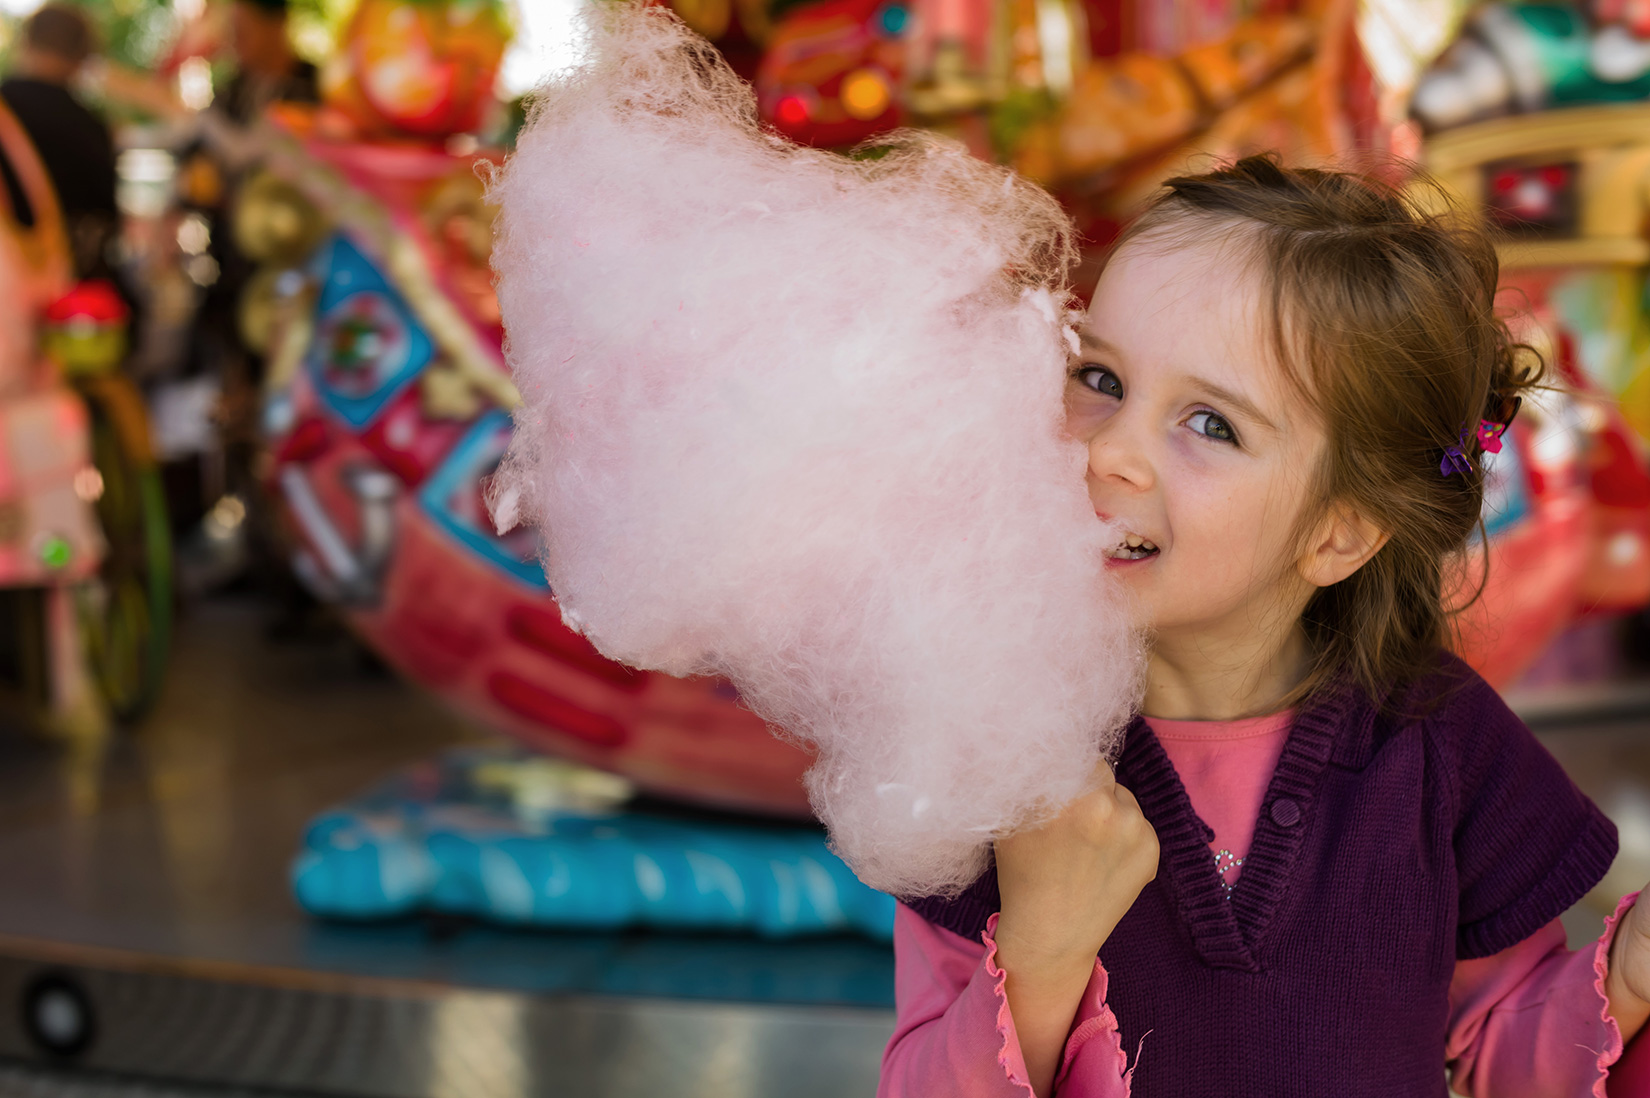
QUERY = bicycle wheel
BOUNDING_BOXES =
[77,381,172,722]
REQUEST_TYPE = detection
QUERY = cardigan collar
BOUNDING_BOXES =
[901,676,1388,961]
[1117,678,1377,971]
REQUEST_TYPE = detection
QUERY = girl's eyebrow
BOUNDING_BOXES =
[1188,377,1278,433]
[1078,331,1117,354]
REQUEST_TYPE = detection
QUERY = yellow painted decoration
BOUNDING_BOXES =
[43,327,126,378]
[233,171,328,265]
[321,0,510,139]
[1622,366,1650,443]
[671,0,732,40]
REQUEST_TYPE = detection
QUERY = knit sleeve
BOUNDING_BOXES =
[1445,667,1618,960]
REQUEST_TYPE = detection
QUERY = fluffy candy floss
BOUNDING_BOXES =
[488,1,1142,898]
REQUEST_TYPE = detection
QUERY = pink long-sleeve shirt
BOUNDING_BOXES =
[881,711,1649,1097]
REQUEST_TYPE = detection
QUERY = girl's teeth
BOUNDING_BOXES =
[1107,536,1158,560]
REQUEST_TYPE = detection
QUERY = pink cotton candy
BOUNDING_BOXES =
[486,0,1142,898]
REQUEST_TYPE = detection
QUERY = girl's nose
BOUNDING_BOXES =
[1086,419,1156,493]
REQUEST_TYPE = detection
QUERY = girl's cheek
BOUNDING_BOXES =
[1064,410,1102,440]
[1063,394,1117,438]
[1166,432,1224,478]
[1159,443,1244,529]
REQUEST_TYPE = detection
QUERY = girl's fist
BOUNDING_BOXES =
[994,761,1160,970]
[990,762,1159,1098]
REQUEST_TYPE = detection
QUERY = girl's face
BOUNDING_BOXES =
[1069,234,1327,649]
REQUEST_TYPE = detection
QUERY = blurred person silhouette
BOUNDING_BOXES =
[1,3,118,280]
[189,0,318,386]
[177,0,318,436]
[172,0,320,614]
[217,0,318,125]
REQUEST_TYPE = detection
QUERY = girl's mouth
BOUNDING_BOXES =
[1104,534,1159,562]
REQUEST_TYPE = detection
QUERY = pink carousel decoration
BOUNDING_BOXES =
[0,99,109,737]
[255,0,815,816]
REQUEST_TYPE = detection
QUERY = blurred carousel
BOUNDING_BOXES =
[0,4,891,1097]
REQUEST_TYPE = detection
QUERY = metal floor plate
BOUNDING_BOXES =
[0,600,892,1097]
[0,939,889,1098]
[0,1060,296,1098]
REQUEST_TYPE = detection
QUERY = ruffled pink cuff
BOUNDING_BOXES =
[981,913,1036,1095]
[1053,953,1134,1094]
[1604,892,1650,1097]
[981,913,1133,1097]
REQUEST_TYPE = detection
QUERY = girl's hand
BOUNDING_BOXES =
[1607,892,1650,1044]
[992,762,1159,1097]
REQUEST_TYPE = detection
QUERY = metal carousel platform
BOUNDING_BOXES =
[0,598,894,1098]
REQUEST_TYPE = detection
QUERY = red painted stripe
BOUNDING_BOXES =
[276,417,331,464]
[503,604,648,693]
[487,672,631,748]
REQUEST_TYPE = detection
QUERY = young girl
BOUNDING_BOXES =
[879,155,1650,1097]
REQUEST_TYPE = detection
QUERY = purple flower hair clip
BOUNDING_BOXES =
[1439,441,1473,477]
[1440,396,1522,478]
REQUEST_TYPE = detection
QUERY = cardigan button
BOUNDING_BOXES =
[1270,798,1302,827]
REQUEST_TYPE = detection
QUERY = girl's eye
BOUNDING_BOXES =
[1187,411,1238,445]
[1074,365,1123,399]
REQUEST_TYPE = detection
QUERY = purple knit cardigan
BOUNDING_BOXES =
[906,655,1617,1097]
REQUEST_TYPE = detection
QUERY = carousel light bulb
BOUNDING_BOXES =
[178,56,214,111]
[840,68,890,120]
[177,213,210,256]
[775,94,811,127]
[878,3,909,35]
[1609,532,1643,567]
[73,467,104,504]
[36,534,71,571]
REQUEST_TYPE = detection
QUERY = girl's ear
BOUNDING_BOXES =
[1299,503,1390,589]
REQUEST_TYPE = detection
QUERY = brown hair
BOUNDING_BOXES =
[1113,153,1541,704]
[22,4,95,65]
